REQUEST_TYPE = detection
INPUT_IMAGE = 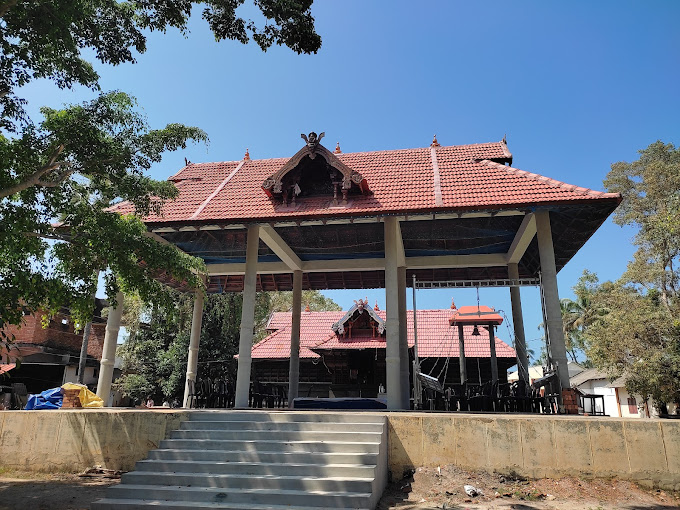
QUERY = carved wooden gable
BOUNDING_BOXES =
[262,132,370,207]
[331,298,385,339]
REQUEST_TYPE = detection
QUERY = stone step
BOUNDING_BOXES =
[121,471,374,492]
[186,411,384,424]
[97,484,373,508]
[135,459,377,478]
[147,448,379,465]
[92,499,363,510]
[181,419,385,433]
[169,428,381,442]
[159,438,381,453]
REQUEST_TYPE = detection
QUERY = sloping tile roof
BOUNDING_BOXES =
[111,141,619,224]
[252,309,516,360]
[450,305,503,325]
[570,367,611,387]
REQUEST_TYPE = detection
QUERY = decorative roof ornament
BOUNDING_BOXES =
[301,131,325,155]
[502,134,507,145]
[451,298,456,310]
[374,300,380,311]
[244,148,250,161]
[262,132,371,205]
[431,134,441,147]
[334,142,342,154]
[332,299,385,336]
[305,304,311,312]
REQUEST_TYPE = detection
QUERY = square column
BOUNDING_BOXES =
[235,224,260,408]
[384,217,404,409]
[488,324,498,385]
[183,291,205,408]
[397,266,410,409]
[457,324,467,384]
[508,263,529,384]
[535,210,570,391]
[288,269,303,406]
[96,290,124,406]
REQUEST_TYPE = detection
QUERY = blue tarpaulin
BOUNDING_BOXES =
[25,387,63,410]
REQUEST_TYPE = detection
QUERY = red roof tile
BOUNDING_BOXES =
[111,141,619,224]
[252,308,515,360]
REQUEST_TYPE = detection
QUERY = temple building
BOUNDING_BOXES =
[104,133,621,411]
[251,299,516,400]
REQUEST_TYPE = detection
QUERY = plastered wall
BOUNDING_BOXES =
[0,409,188,472]
[387,413,680,490]
[0,410,678,490]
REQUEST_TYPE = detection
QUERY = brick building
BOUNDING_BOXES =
[1,301,108,394]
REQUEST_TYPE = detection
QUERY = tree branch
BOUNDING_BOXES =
[0,0,18,18]
[0,144,66,199]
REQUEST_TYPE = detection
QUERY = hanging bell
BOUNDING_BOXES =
[471,324,481,336]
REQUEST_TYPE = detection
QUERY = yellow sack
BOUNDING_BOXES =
[62,382,104,408]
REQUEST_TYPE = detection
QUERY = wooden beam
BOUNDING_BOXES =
[506,213,536,264]
[259,225,303,271]
[205,253,507,275]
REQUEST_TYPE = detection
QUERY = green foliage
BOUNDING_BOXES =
[581,141,680,409]
[586,281,680,407]
[0,91,207,350]
[0,0,321,130]
[115,290,339,401]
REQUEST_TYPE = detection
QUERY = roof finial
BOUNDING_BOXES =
[374,300,380,311]
[502,134,507,145]
[244,148,250,161]
[184,157,192,166]
[431,134,440,147]
[334,142,342,154]
[451,298,456,310]
[304,304,311,312]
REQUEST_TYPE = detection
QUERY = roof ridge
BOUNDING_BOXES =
[479,159,620,198]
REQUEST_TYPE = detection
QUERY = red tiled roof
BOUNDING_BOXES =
[0,363,16,375]
[111,141,619,224]
[449,305,503,325]
[252,309,515,360]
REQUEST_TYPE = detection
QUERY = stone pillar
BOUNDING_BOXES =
[508,263,529,384]
[183,291,205,408]
[384,216,404,409]
[235,224,260,408]
[535,210,570,390]
[397,266,410,409]
[488,324,498,385]
[457,323,467,383]
[288,269,303,407]
[96,290,124,406]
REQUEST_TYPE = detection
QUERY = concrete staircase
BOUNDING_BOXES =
[92,410,388,510]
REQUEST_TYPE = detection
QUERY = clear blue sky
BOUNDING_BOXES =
[20,1,680,359]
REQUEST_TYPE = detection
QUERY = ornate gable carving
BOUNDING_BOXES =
[262,132,370,207]
[332,298,385,338]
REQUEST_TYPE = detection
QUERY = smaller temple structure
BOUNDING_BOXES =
[250,299,516,399]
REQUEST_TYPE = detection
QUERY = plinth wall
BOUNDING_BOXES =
[0,410,678,489]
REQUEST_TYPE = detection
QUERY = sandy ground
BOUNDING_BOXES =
[0,466,677,510]
[377,465,680,510]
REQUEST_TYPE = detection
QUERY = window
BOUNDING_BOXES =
[627,397,638,415]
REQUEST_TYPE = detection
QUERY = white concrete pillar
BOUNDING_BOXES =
[384,217,404,409]
[508,263,529,384]
[288,269,303,407]
[235,224,260,408]
[488,324,498,385]
[457,323,467,383]
[96,290,124,405]
[535,210,570,390]
[183,291,205,408]
[397,266,410,409]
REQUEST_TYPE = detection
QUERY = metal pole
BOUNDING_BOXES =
[412,274,421,409]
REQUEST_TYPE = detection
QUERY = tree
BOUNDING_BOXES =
[604,141,680,310]
[0,92,207,350]
[0,1,321,355]
[581,141,680,411]
[0,0,321,131]
[559,270,600,364]
[115,289,339,403]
